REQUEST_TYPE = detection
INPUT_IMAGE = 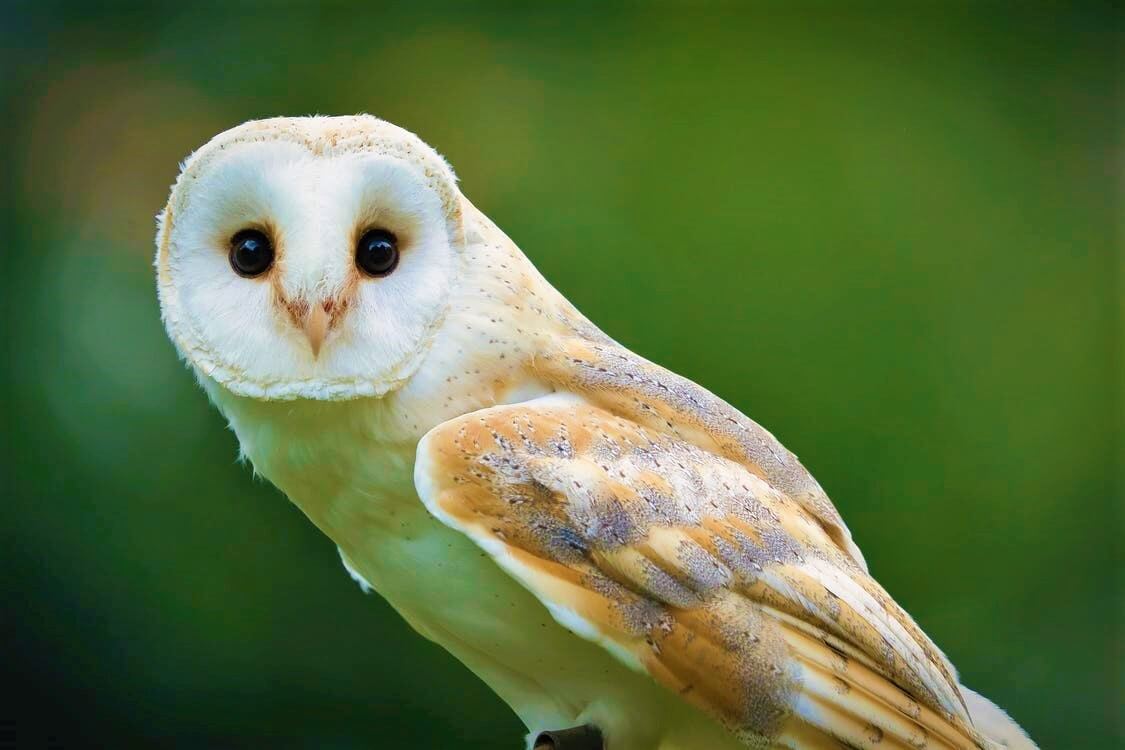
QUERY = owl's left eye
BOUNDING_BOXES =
[355,229,399,277]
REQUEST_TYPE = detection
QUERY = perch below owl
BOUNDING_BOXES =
[155,115,1035,750]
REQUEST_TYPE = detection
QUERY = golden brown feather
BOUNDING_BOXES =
[416,397,991,749]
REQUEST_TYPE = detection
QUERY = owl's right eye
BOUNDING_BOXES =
[229,229,274,277]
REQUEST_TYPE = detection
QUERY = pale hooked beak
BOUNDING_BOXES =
[303,302,331,357]
[283,298,341,358]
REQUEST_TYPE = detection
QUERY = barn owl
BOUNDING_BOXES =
[155,115,1035,750]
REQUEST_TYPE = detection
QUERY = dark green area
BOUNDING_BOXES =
[2,4,1120,748]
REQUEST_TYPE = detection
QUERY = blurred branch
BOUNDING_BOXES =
[533,725,603,750]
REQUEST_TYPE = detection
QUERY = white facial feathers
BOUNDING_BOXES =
[156,116,463,401]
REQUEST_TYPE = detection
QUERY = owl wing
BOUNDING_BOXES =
[414,394,988,750]
[529,332,870,573]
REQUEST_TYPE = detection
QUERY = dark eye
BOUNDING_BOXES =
[229,229,274,277]
[355,229,399,277]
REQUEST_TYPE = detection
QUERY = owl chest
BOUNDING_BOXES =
[231,407,565,663]
[233,413,629,724]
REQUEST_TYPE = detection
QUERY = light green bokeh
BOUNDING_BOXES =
[3,4,1119,748]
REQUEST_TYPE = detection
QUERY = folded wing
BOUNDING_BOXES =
[414,394,990,749]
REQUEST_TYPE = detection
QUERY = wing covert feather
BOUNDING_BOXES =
[532,335,869,571]
[414,395,988,749]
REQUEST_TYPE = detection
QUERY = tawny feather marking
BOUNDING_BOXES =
[415,396,990,749]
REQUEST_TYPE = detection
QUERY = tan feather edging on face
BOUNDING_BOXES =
[155,116,464,401]
[163,116,462,239]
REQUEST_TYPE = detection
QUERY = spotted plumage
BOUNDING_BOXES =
[416,396,978,749]
[156,115,1035,750]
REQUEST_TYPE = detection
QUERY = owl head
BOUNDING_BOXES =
[155,115,464,401]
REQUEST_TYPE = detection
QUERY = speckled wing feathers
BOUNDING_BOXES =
[530,334,869,575]
[415,395,988,749]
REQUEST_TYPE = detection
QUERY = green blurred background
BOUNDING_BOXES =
[2,3,1120,748]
